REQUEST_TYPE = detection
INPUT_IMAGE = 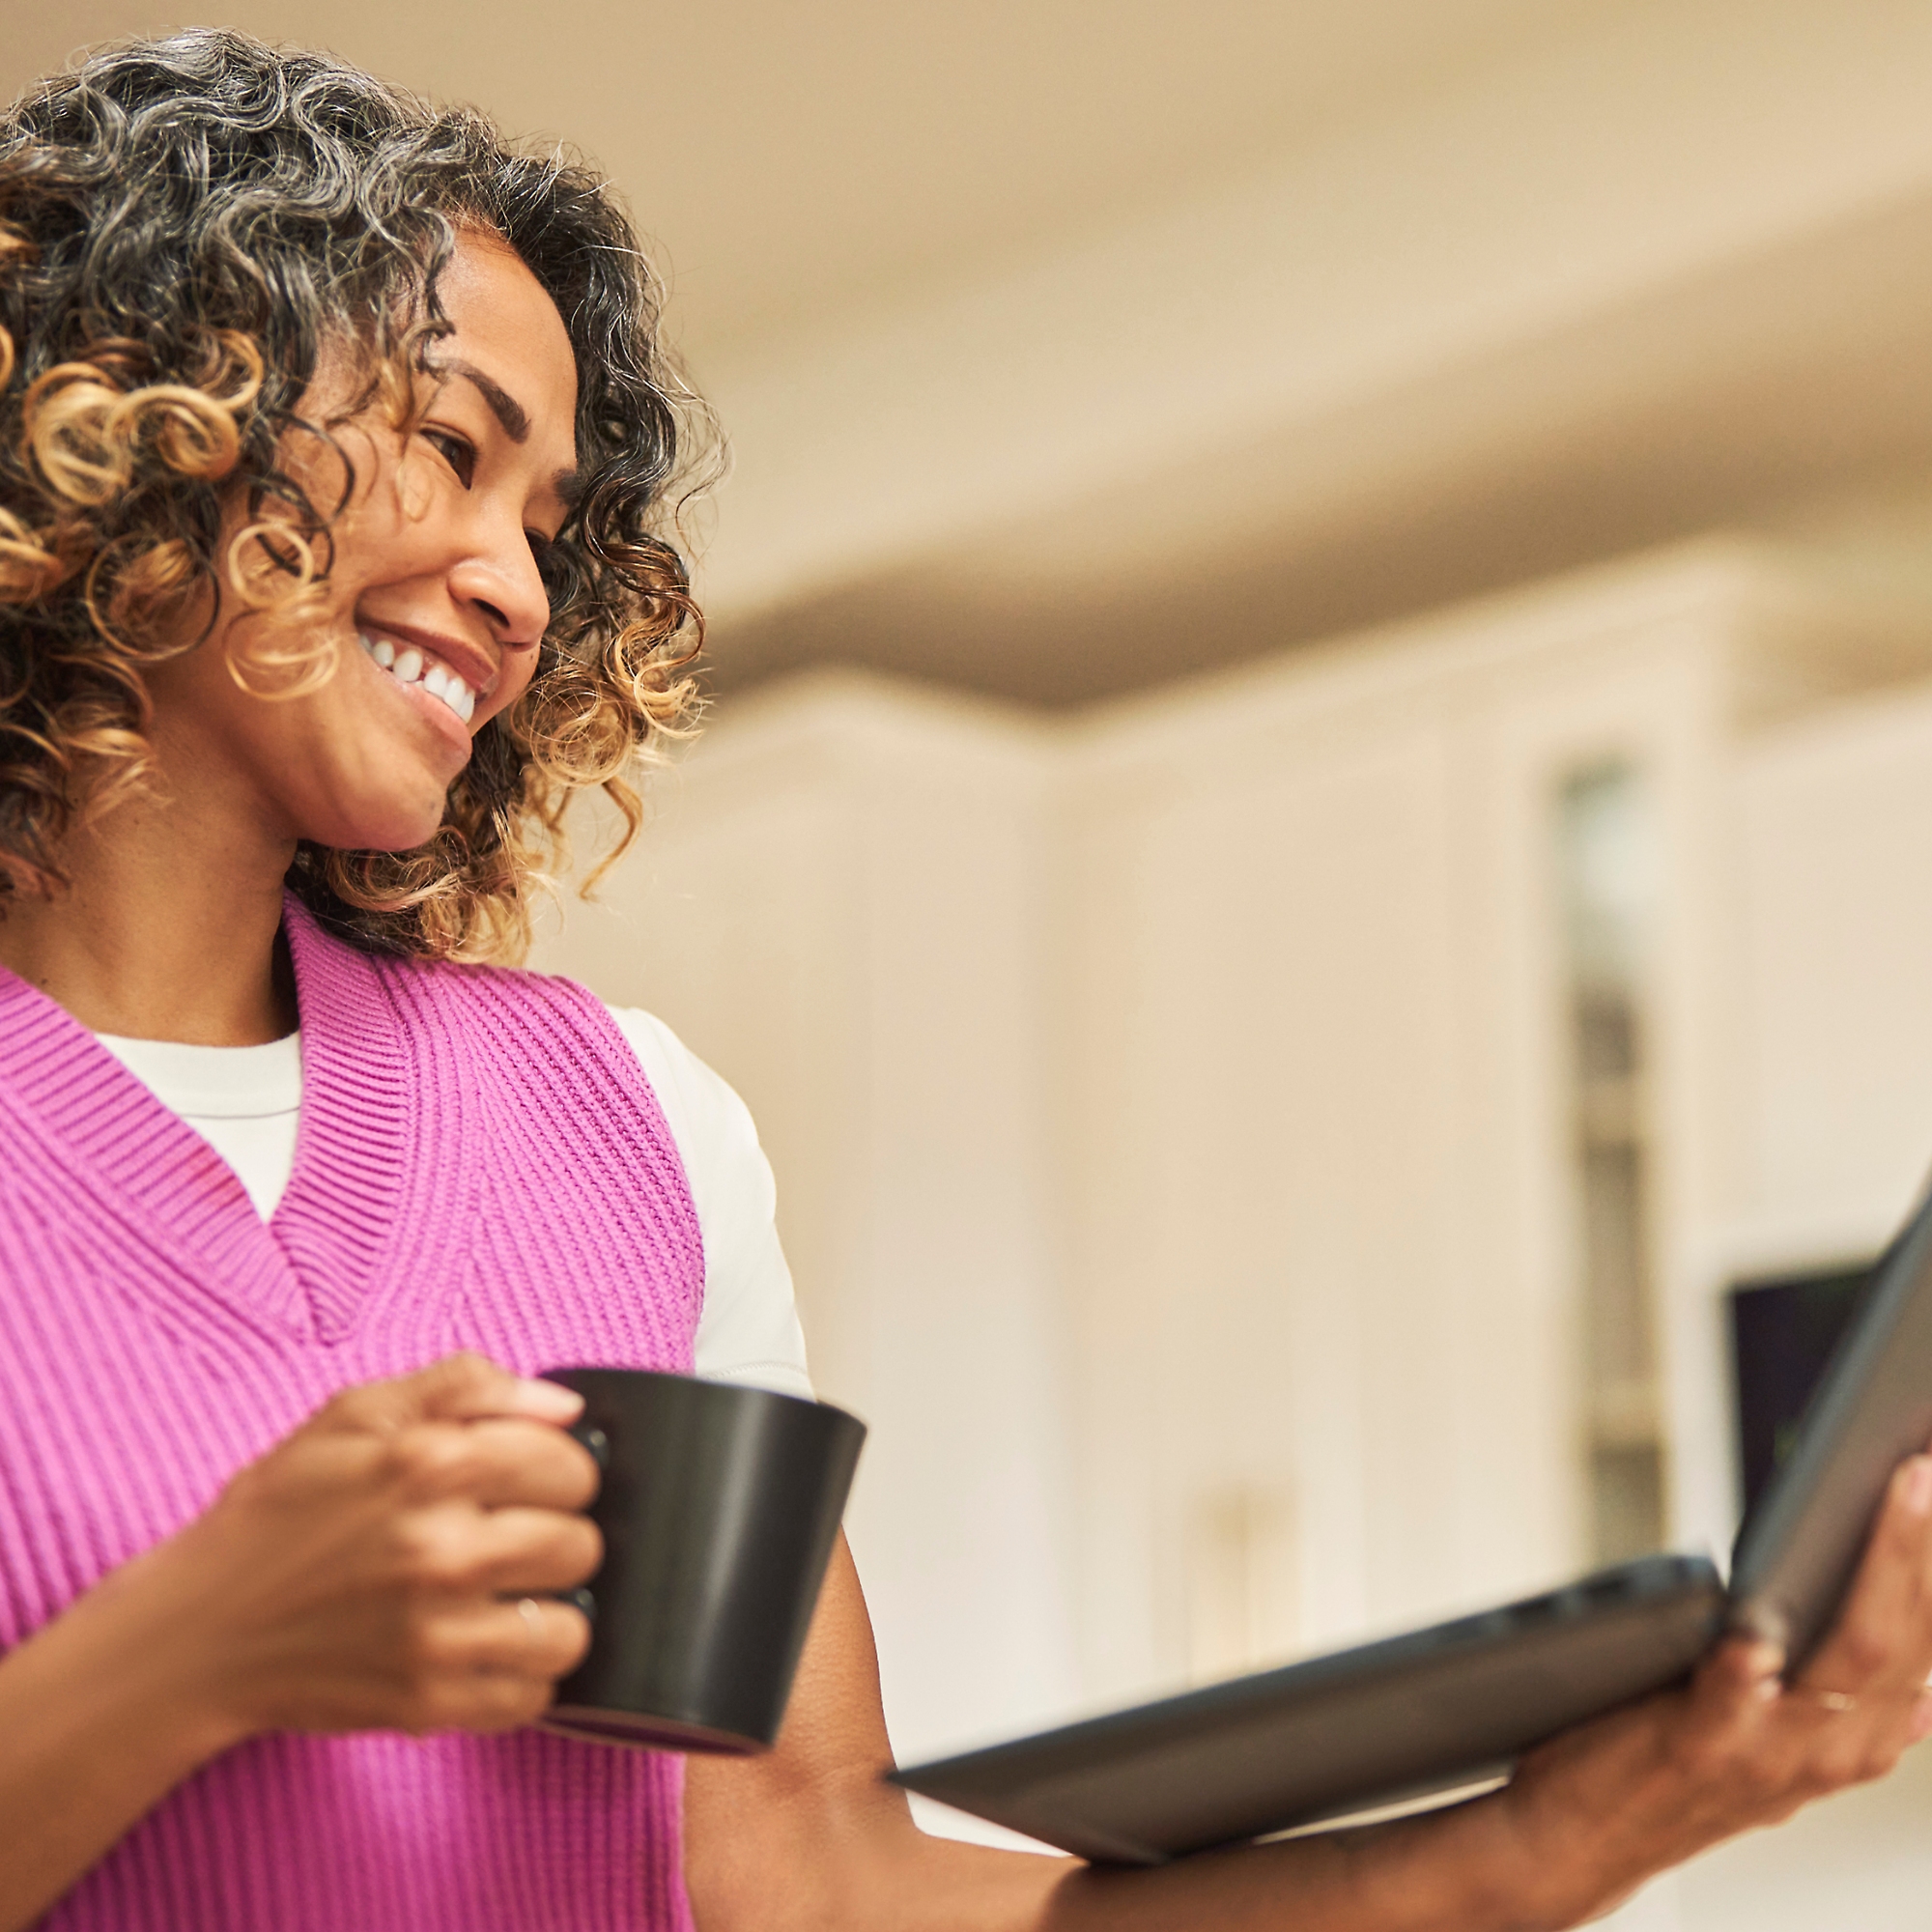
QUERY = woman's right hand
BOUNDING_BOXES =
[101,1350,602,1743]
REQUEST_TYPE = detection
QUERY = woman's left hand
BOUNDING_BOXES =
[1497,1451,1932,1927]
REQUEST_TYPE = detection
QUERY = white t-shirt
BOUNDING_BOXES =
[92,1008,814,1401]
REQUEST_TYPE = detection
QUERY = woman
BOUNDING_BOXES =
[2,30,1930,1932]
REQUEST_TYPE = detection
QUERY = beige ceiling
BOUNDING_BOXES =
[718,180,1932,704]
[2,0,1605,359]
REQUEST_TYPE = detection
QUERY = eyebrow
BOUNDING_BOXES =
[439,357,582,517]
[444,359,530,443]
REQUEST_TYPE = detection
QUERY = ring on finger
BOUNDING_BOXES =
[1803,1688,1858,1714]
[516,1596,545,1643]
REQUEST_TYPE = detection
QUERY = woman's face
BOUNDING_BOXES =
[144,231,580,854]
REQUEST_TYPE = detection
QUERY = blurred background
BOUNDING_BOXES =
[14,4,1932,1922]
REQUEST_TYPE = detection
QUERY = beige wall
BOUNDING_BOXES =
[1732,683,1932,1252]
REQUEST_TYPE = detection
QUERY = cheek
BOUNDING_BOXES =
[484,648,542,725]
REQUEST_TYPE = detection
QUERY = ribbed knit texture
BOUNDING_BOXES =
[0,897,704,1930]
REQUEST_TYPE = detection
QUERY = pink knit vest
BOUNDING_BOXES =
[0,897,704,1930]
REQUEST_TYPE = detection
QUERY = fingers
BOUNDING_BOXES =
[394,1600,592,1737]
[463,1419,602,1509]
[1731,1456,1932,1805]
[489,1596,592,1677]
[423,1596,593,1682]
[421,1360,583,1429]
[325,1353,583,1435]
[390,1499,602,1596]
[1664,1636,1789,1800]
[1799,1454,1932,1705]
[379,1417,600,1511]
[406,1668,559,1737]
[1688,1635,1784,1734]
[462,1507,604,1596]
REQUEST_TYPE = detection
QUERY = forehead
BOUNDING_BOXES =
[435,233,579,461]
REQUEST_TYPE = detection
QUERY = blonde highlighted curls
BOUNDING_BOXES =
[0,29,713,960]
[0,314,274,849]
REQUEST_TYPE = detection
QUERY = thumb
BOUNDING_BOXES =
[342,1352,584,1434]
[1686,1634,1785,1736]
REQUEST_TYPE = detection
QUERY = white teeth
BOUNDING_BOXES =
[361,632,476,724]
[421,676,473,724]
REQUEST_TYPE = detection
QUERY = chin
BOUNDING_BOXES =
[307,794,455,855]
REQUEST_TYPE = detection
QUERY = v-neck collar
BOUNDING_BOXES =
[0,961,311,1348]
[0,896,482,1350]
[271,897,482,1341]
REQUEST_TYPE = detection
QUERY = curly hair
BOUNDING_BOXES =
[0,28,711,959]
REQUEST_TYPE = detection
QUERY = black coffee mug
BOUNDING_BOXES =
[537,1367,866,1753]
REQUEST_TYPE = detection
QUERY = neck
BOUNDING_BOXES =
[0,753,298,1047]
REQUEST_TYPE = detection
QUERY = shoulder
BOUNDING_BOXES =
[381,952,640,1078]
[599,1006,761,1169]
[598,1005,813,1401]
[384,952,606,1027]
[360,937,811,1395]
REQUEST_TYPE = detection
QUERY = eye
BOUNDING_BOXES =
[420,426,476,488]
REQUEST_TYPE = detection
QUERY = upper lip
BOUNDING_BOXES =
[355,618,499,698]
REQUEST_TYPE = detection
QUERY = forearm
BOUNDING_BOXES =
[695,1779,1560,1932]
[1040,1796,1551,1932]
[689,1541,1568,1932]
[0,1547,242,1931]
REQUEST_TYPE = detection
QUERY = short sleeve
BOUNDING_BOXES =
[603,1005,814,1401]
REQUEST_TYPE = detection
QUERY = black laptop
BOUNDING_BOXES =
[889,1179,1932,1865]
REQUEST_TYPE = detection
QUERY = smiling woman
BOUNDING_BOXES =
[7,25,1932,1932]
[0,32,706,961]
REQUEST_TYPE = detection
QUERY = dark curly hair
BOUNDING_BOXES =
[0,27,711,958]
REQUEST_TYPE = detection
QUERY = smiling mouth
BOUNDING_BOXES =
[358,632,478,724]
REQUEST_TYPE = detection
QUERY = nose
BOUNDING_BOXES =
[446,516,551,651]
